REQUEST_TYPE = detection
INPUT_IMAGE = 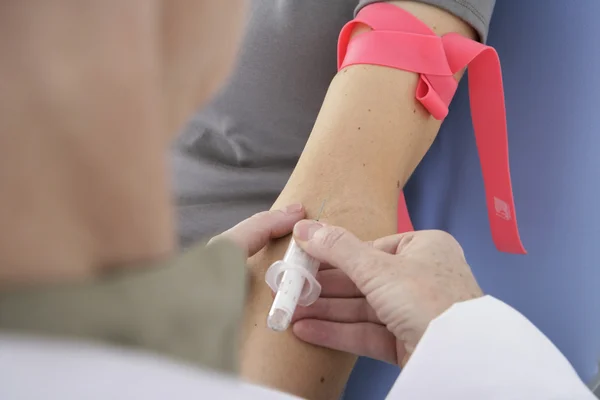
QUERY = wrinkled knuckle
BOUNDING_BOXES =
[243,210,275,229]
[429,230,465,258]
[318,226,347,250]
[428,229,452,241]
[253,210,272,220]
[429,229,458,246]
[353,254,388,282]
[395,232,416,253]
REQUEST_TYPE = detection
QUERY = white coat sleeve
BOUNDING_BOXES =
[386,295,596,400]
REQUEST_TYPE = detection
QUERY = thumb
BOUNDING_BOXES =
[293,220,377,277]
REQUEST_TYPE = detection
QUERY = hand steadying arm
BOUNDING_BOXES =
[240,2,476,399]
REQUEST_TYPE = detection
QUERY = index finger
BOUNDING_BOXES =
[210,204,305,257]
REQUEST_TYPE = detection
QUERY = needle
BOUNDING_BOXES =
[315,200,326,221]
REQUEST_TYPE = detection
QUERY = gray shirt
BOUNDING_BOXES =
[173,0,495,246]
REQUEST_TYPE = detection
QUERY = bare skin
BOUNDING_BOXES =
[291,222,483,365]
[0,2,475,398]
[239,2,476,399]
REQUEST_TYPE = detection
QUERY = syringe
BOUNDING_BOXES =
[265,201,325,332]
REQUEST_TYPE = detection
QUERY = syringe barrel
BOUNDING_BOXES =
[267,269,305,332]
[282,238,320,276]
[265,238,323,331]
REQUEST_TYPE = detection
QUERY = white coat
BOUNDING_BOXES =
[0,296,595,399]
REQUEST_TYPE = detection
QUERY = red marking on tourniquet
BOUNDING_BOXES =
[337,3,525,254]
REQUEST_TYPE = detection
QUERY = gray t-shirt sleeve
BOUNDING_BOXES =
[355,0,496,42]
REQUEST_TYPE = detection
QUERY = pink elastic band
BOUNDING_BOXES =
[338,3,525,254]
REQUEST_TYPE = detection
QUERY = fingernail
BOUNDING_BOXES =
[294,220,323,241]
[283,203,304,214]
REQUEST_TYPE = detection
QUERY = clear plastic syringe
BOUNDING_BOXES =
[265,201,325,332]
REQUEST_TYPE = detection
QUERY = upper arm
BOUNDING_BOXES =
[357,0,495,41]
[281,1,483,228]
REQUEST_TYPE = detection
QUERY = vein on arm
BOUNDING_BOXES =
[240,2,476,399]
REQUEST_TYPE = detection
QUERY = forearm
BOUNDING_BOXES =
[241,69,427,400]
[240,2,476,399]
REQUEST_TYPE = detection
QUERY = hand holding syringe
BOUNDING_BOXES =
[265,201,326,332]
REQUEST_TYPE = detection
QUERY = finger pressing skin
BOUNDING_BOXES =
[293,320,401,364]
[317,269,363,298]
[293,221,377,277]
[292,297,381,324]
[210,204,305,257]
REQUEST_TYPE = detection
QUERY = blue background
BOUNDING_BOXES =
[344,1,600,398]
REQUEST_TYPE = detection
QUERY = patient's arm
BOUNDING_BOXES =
[240,2,476,399]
